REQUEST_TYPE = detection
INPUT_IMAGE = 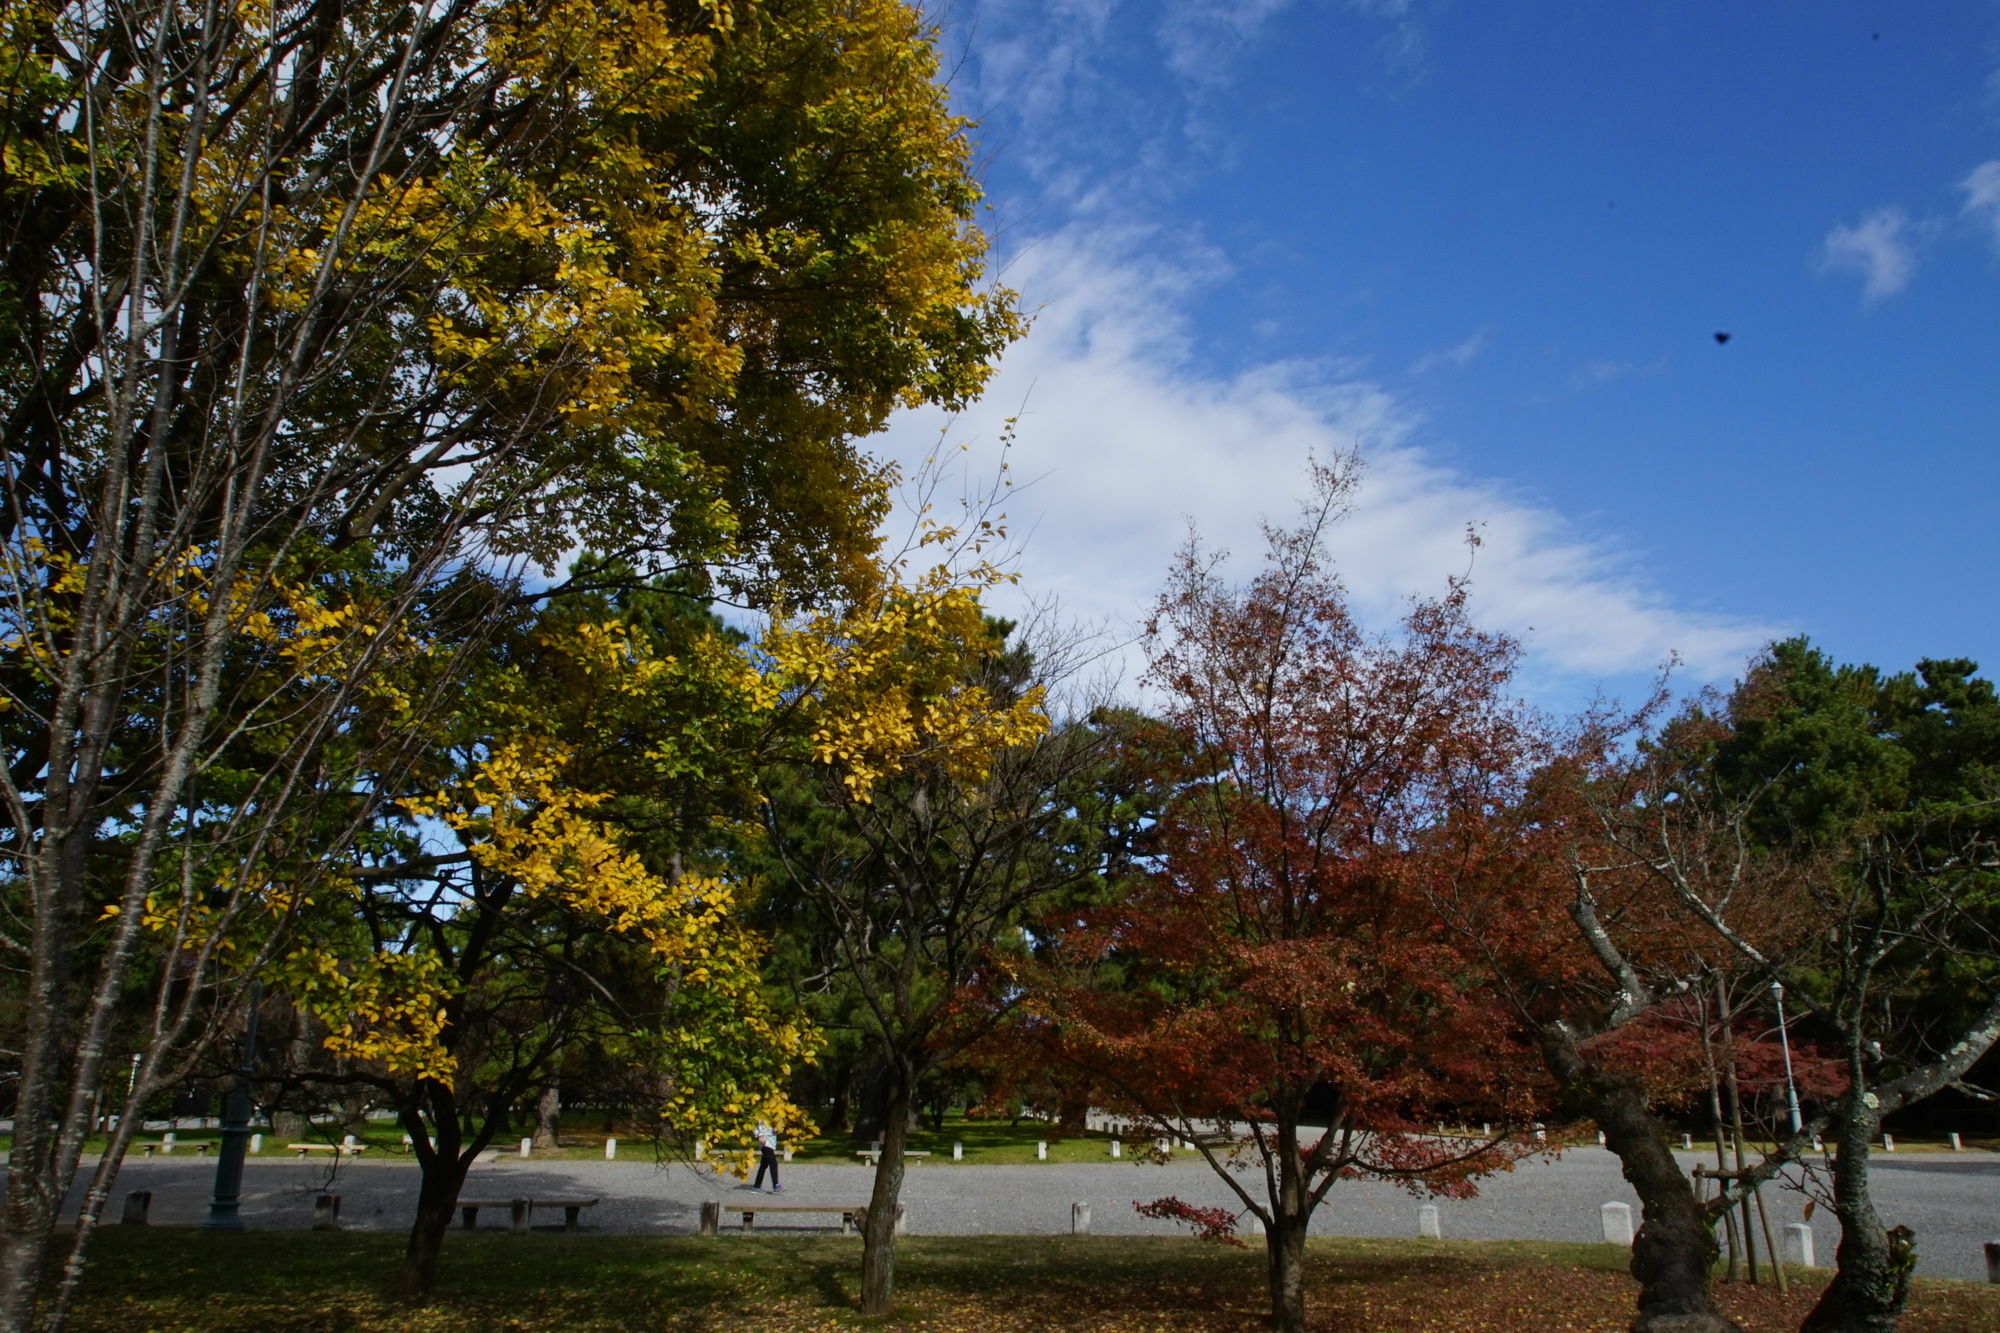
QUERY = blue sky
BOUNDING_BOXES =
[878,1,2000,709]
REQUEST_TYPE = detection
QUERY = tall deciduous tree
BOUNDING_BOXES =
[0,0,1017,1322]
[1048,459,1548,1333]
[756,573,1119,1315]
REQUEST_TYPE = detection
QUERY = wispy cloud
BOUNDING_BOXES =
[1960,159,2000,249]
[1821,206,1916,303]
[1409,330,1485,375]
[879,228,1780,698]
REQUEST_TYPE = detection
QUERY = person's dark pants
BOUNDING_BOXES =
[754,1146,780,1189]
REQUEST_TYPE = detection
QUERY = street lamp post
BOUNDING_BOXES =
[1770,980,1803,1136]
[203,983,262,1229]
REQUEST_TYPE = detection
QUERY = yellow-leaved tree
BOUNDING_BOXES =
[0,0,1019,1322]
[750,504,1121,1315]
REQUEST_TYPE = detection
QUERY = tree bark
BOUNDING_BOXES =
[1543,1027,1743,1333]
[1264,1124,1311,1333]
[1801,1096,1913,1333]
[858,1076,912,1316]
[533,1081,560,1152]
[393,1098,475,1302]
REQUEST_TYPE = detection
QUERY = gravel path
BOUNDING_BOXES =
[78,1148,2000,1283]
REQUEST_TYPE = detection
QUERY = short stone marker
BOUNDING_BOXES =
[605,1137,617,1160]
[1596,1131,1606,1146]
[952,1141,963,1161]
[1418,1205,1441,1239]
[313,1193,341,1231]
[519,1137,532,1159]
[1949,1132,1962,1151]
[1072,1202,1091,1235]
[1110,1140,1121,1159]
[122,1190,152,1226]
[248,1133,262,1155]
[1785,1222,1815,1268]
[1813,1135,1824,1152]
[782,1147,793,1163]
[699,1201,721,1236]
[1601,1202,1634,1247]
[1036,1141,1048,1161]
[342,1134,358,1149]
[1883,1133,1895,1152]
[1681,1134,1693,1150]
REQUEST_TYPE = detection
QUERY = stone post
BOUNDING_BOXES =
[952,1141,963,1161]
[699,1201,720,1237]
[1418,1205,1441,1239]
[163,1132,176,1153]
[1072,1202,1091,1235]
[1036,1140,1048,1161]
[313,1193,341,1230]
[1110,1140,1121,1159]
[1681,1134,1692,1150]
[1785,1222,1816,1268]
[1949,1132,1962,1151]
[1600,1202,1634,1246]
[605,1138,617,1160]
[249,1134,262,1155]
[519,1137,532,1159]
[343,1133,357,1149]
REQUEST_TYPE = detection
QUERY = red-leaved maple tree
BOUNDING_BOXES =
[1040,458,1552,1333]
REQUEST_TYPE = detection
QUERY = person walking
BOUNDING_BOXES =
[753,1122,783,1192]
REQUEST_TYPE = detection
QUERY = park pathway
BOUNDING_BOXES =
[76,1146,2000,1283]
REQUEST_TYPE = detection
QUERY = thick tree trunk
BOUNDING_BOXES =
[1801,1099,1913,1333]
[532,1082,561,1152]
[858,1078,912,1316]
[393,1096,474,1302]
[1543,1028,1742,1333]
[1263,1208,1309,1333]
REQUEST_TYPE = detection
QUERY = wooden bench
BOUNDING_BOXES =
[854,1150,929,1165]
[136,1140,217,1156]
[700,1201,901,1236]
[289,1143,367,1157]
[458,1197,599,1232]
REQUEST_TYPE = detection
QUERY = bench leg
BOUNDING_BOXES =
[461,1206,479,1231]
[509,1198,529,1234]
[698,1201,719,1237]
[742,1210,755,1230]
[563,1206,581,1231]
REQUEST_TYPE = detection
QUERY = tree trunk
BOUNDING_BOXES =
[1254,1106,1315,1333]
[393,1093,475,1301]
[858,1077,913,1316]
[1543,1028,1743,1333]
[1263,1217,1308,1333]
[1801,1098,1913,1333]
[533,1082,560,1152]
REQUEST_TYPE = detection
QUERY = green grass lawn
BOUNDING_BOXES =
[779,1114,1147,1166]
[57,1230,2000,1333]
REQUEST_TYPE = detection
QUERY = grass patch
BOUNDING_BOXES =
[61,1230,2000,1332]
[781,1115,1138,1166]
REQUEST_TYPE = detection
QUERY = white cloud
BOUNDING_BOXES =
[876,227,1781,701]
[1408,330,1485,375]
[1820,206,1916,303]
[1960,159,2000,248]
